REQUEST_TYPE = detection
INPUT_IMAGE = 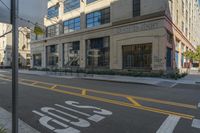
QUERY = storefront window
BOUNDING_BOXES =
[63,41,80,67]
[86,37,110,68]
[46,45,59,66]
[33,54,42,66]
[123,44,152,69]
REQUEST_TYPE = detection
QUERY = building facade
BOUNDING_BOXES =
[30,0,200,72]
[0,23,31,67]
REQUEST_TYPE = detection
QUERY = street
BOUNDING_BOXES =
[0,71,200,133]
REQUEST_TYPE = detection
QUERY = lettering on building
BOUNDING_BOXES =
[113,20,163,35]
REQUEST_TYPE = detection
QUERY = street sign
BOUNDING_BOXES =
[0,0,47,27]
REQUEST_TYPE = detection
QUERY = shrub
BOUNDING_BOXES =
[0,127,6,133]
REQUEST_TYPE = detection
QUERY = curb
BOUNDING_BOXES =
[81,77,158,87]
[0,107,40,133]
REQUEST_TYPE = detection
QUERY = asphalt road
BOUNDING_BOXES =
[0,71,200,133]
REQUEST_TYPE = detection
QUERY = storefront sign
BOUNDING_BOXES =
[113,20,163,35]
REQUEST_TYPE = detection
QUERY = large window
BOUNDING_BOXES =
[46,24,60,37]
[86,0,98,4]
[133,0,140,17]
[46,45,59,66]
[64,0,80,13]
[33,54,42,66]
[86,37,110,68]
[123,44,152,69]
[48,5,59,19]
[63,17,80,33]
[86,8,110,28]
[63,41,80,67]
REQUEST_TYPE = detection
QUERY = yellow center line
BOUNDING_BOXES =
[0,76,194,120]
[23,82,194,120]
[31,81,39,85]
[12,76,197,109]
[81,90,87,95]
[127,97,141,107]
[0,76,197,109]
[50,85,57,89]
[0,75,197,109]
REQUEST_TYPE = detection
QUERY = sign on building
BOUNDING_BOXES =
[0,0,47,27]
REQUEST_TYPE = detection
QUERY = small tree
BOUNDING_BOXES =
[184,46,200,69]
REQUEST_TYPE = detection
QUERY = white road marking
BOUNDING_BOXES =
[55,104,105,122]
[32,110,45,117]
[198,103,200,108]
[33,110,80,133]
[88,114,105,122]
[55,104,90,117]
[65,101,112,115]
[191,119,200,129]
[33,101,113,133]
[156,115,180,133]
[41,107,91,127]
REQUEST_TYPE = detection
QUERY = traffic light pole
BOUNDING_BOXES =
[11,0,19,133]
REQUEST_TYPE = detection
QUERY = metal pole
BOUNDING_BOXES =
[11,0,19,132]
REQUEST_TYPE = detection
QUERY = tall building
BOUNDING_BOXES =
[30,0,200,72]
[0,23,31,67]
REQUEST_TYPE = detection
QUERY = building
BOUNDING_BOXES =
[30,0,200,72]
[0,23,31,68]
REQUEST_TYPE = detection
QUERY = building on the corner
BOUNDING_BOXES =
[30,0,200,72]
[0,23,31,68]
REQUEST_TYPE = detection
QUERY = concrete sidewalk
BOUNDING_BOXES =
[0,107,39,133]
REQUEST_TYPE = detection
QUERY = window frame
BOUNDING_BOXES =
[63,17,81,33]
[64,0,80,13]
[86,7,110,28]
[47,5,59,19]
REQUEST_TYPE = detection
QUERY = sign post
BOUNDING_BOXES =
[0,1,47,132]
[11,0,19,132]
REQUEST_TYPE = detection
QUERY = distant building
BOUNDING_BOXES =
[0,23,31,68]
[30,0,200,72]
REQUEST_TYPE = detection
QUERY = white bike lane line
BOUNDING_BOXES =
[32,100,113,133]
[156,115,181,133]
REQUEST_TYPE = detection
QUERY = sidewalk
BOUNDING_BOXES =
[2,69,200,87]
[0,107,39,133]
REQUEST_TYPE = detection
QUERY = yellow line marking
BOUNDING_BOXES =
[0,77,193,120]
[127,97,141,107]
[0,75,197,109]
[31,81,38,85]
[50,85,57,89]
[81,90,87,95]
[24,82,194,120]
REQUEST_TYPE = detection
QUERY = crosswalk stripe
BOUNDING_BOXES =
[156,115,180,133]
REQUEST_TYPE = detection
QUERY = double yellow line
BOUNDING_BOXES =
[19,77,197,109]
[0,76,196,120]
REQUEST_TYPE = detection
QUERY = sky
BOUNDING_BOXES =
[0,0,47,27]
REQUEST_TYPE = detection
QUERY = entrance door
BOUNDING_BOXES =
[166,47,172,68]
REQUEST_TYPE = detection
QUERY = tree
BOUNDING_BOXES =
[184,46,200,69]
